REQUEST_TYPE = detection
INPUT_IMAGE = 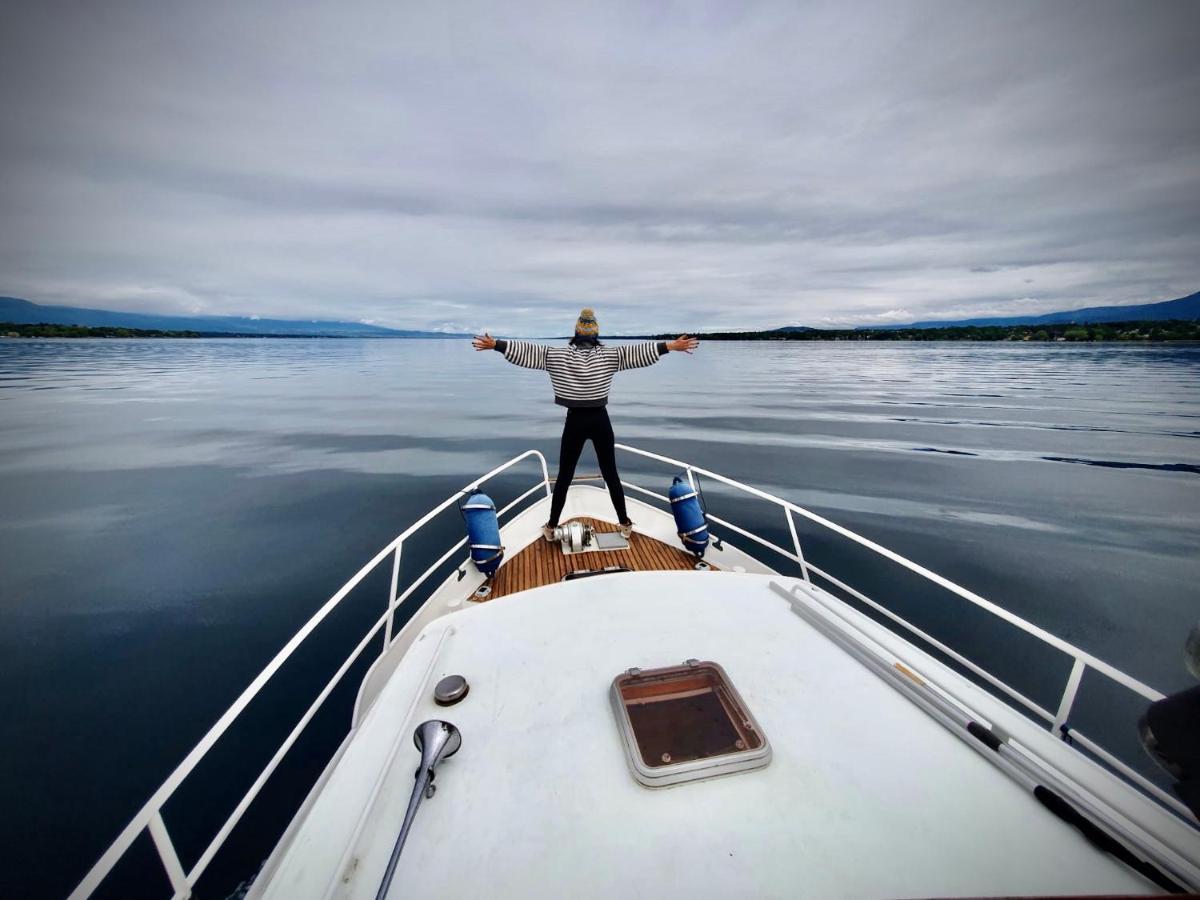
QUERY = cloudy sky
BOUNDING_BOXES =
[1,1,1197,334]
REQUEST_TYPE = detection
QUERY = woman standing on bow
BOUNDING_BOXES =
[473,308,699,540]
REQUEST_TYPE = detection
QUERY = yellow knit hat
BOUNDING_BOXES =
[575,308,599,337]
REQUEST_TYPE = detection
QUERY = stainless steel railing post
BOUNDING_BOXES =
[147,813,189,898]
[785,507,810,582]
[384,544,402,650]
[1052,658,1087,739]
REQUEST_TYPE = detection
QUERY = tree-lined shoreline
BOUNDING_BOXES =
[0,323,312,339]
[634,320,1200,342]
[4,319,1199,342]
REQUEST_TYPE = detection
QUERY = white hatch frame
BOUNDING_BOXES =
[66,445,1194,900]
[610,659,773,787]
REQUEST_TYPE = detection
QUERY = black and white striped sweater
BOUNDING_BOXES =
[494,339,669,407]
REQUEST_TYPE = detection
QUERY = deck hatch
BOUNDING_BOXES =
[610,660,771,787]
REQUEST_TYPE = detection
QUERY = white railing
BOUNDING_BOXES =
[68,450,551,900]
[69,442,1190,899]
[613,443,1192,823]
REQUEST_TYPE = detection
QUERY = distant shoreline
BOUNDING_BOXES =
[619,320,1200,343]
[4,319,1199,342]
[0,322,464,340]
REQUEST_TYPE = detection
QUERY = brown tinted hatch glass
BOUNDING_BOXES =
[615,662,763,767]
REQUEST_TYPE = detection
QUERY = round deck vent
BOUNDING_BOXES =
[434,675,470,706]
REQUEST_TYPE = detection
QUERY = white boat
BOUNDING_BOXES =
[69,445,1200,898]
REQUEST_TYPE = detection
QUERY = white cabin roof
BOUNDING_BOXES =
[256,570,1161,899]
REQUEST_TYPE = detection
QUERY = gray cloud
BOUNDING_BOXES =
[1,0,1198,333]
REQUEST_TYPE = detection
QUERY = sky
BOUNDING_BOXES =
[0,1,1198,334]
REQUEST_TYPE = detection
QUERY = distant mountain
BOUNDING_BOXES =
[0,296,465,337]
[767,325,819,333]
[864,290,1200,330]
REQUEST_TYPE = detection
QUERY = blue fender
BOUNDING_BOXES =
[669,475,709,558]
[462,490,504,576]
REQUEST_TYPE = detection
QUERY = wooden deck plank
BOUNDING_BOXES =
[520,535,532,591]
[477,517,713,602]
[537,532,551,587]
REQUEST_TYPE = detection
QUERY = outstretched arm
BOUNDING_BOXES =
[472,333,548,370]
[614,334,699,370]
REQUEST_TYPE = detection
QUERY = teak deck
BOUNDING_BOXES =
[480,517,714,601]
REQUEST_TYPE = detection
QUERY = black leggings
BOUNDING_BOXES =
[548,406,629,528]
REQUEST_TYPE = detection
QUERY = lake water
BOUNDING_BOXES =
[2,338,1198,898]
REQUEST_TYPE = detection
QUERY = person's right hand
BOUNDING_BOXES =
[472,332,497,351]
[667,335,699,353]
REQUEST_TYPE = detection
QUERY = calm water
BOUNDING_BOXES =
[2,338,1198,898]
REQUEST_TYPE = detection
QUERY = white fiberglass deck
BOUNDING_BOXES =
[256,571,1163,899]
[71,450,1198,900]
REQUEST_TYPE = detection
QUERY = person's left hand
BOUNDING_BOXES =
[668,334,699,353]
[473,333,497,351]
